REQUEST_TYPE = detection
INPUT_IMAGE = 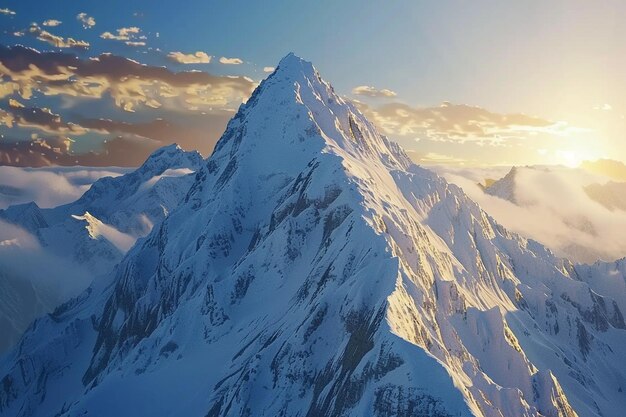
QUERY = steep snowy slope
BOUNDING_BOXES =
[1,54,624,417]
[0,269,54,353]
[44,144,204,235]
[0,145,203,354]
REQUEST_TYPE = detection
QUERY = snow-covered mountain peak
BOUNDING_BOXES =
[274,52,317,79]
[136,143,203,177]
[210,53,411,192]
[1,55,625,417]
[484,165,520,202]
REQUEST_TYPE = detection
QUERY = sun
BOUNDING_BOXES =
[557,150,583,168]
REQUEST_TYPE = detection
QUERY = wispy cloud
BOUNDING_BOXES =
[23,23,89,49]
[352,85,397,98]
[42,19,62,27]
[219,57,243,65]
[167,51,211,64]
[124,41,146,47]
[407,151,467,165]
[356,101,574,145]
[593,103,613,111]
[1,99,87,135]
[76,12,96,29]
[263,66,275,73]
[0,133,164,167]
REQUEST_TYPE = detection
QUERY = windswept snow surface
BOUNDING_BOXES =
[1,54,625,417]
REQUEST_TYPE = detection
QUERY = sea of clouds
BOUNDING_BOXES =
[0,166,131,209]
[433,165,626,264]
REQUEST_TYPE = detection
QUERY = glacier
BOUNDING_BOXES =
[0,53,625,417]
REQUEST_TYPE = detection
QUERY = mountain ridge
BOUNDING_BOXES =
[1,54,624,417]
[0,144,204,354]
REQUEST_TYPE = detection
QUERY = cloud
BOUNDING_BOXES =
[100,27,147,47]
[0,165,127,209]
[79,114,227,148]
[124,41,146,47]
[100,26,141,42]
[356,101,575,145]
[76,12,96,29]
[263,66,275,73]
[0,112,231,168]
[168,51,211,64]
[42,19,62,27]
[219,57,243,65]
[0,219,39,248]
[0,135,74,166]
[407,150,467,165]
[593,103,612,111]
[0,221,94,318]
[26,24,89,49]
[0,134,166,167]
[434,165,626,263]
[1,100,87,135]
[0,108,234,167]
[0,45,255,113]
[352,85,397,98]
[0,8,15,16]
[581,159,626,181]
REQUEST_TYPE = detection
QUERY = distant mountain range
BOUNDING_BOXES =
[0,145,202,353]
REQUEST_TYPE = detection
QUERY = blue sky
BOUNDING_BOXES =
[0,0,624,166]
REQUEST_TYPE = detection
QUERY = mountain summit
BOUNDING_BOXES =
[1,54,624,417]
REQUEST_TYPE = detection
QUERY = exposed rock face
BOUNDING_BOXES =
[0,54,624,417]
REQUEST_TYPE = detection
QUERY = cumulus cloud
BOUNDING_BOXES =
[76,12,96,29]
[263,66,275,73]
[352,85,397,98]
[434,165,626,263]
[25,23,89,49]
[219,56,243,65]
[42,19,62,27]
[356,101,578,145]
[0,165,127,209]
[0,8,15,16]
[167,51,211,64]
[0,45,255,113]
[100,26,140,41]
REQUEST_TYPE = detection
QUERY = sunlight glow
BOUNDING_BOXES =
[556,150,583,168]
